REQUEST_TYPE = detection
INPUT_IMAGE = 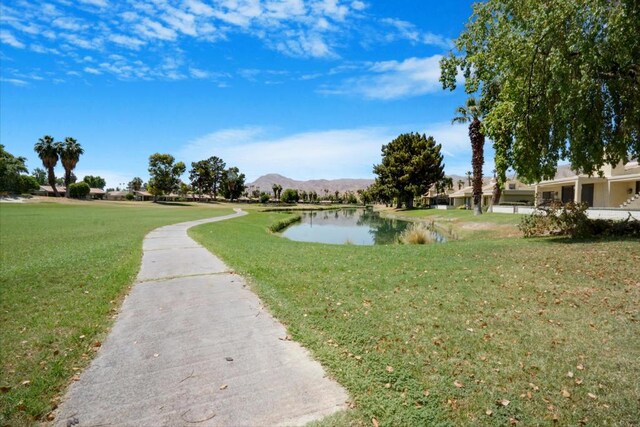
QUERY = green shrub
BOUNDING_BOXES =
[69,182,90,199]
[17,175,40,194]
[519,202,640,238]
[260,192,270,204]
[280,188,299,203]
[125,193,135,201]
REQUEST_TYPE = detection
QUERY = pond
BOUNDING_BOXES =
[280,208,445,246]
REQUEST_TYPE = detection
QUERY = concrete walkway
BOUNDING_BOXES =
[55,209,348,426]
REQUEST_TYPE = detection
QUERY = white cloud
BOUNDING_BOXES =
[177,126,396,181]
[0,77,29,86]
[176,124,482,181]
[109,34,146,49]
[52,17,88,31]
[135,18,178,41]
[78,0,109,7]
[84,66,102,74]
[0,30,25,48]
[381,18,453,50]
[320,55,443,100]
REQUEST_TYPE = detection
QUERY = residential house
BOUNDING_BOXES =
[447,177,533,208]
[534,161,640,208]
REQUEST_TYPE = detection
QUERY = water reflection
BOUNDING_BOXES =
[281,209,412,245]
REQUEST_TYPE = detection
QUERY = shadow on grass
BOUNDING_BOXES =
[537,235,639,245]
[155,201,193,207]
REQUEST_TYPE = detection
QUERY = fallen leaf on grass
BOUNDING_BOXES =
[499,399,510,406]
[386,366,394,373]
[587,393,597,399]
[423,390,430,397]
[575,378,583,385]
[486,410,493,416]
[372,417,379,427]
[561,389,571,398]
[454,380,464,388]
[567,371,574,378]
[21,380,30,386]
[384,383,391,388]
[576,364,584,370]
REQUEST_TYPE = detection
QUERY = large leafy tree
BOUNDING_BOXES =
[373,133,445,209]
[220,166,246,201]
[441,0,640,182]
[127,177,143,192]
[147,153,186,201]
[58,137,84,197]
[83,175,106,189]
[0,145,28,193]
[34,135,61,197]
[189,156,226,199]
[453,97,485,215]
[31,168,47,185]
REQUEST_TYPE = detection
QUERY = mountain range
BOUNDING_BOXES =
[246,174,374,195]
[246,173,478,195]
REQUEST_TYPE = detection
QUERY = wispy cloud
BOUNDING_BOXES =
[1,0,452,86]
[319,55,444,100]
[176,123,477,181]
[177,126,395,181]
[0,30,25,49]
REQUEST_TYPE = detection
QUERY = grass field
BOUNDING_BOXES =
[190,209,640,426]
[0,200,231,425]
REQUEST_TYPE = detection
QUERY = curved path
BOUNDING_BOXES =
[55,209,347,426]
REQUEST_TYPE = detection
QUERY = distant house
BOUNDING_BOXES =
[89,188,105,199]
[105,190,129,201]
[534,161,640,208]
[35,185,105,199]
[446,178,534,208]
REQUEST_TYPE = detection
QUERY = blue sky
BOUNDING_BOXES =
[0,0,489,188]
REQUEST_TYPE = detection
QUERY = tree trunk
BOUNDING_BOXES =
[469,119,485,215]
[406,196,414,209]
[492,181,502,206]
[64,169,71,198]
[47,167,60,197]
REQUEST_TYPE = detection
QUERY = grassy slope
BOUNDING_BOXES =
[190,211,640,426]
[0,201,231,425]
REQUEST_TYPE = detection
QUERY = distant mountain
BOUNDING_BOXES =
[247,174,374,195]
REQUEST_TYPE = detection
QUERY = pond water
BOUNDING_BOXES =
[281,208,444,246]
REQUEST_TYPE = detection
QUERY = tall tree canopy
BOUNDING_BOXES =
[0,145,28,193]
[58,137,83,197]
[373,133,445,208]
[220,167,246,201]
[147,153,186,200]
[83,175,106,189]
[189,156,226,199]
[34,135,60,197]
[127,177,143,192]
[441,0,640,182]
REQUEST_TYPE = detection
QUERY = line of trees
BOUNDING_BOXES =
[145,153,247,202]
[31,135,84,198]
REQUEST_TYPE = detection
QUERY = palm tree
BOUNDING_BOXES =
[457,179,464,190]
[465,171,472,186]
[34,135,61,197]
[59,137,84,198]
[453,97,485,215]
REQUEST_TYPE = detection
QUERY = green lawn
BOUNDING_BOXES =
[190,210,640,426]
[0,201,232,425]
